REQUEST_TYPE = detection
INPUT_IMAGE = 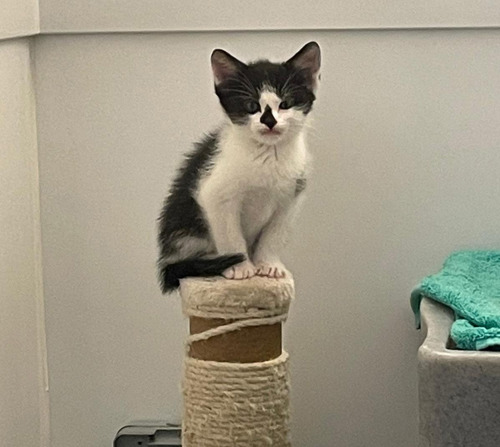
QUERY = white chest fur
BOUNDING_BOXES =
[196,125,310,248]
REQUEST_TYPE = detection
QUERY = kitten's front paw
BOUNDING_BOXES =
[223,260,256,280]
[255,261,288,279]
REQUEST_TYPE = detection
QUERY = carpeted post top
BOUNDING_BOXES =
[180,276,294,320]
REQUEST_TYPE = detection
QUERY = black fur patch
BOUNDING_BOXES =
[157,132,249,292]
[159,254,246,293]
[295,177,307,196]
[157,132,218,260]
[215,59,316,124]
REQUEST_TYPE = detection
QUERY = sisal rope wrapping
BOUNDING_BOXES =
[183,353,291,446]
[180,276,294,447]
[181,276,294,320]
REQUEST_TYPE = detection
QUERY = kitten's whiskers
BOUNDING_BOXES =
[281,71,301,95]
[239,72,258,94]
[262,154,272,165]
[253,145,272,161]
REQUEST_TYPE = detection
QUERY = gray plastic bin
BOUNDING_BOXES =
[418,298,500,447]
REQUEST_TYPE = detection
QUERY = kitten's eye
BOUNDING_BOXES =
[244,101,260,114]
[279,99,293,110]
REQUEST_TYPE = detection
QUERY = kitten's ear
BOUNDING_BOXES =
[211,49,246,86]
[286,41,321,91]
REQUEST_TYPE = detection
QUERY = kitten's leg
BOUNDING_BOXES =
[252,197,302,278]
[199,196,256,280]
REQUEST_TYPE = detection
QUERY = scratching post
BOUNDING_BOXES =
[180,276,294,446]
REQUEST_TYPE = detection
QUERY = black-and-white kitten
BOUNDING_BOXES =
[157,42,321,293]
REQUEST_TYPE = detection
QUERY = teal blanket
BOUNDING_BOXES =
[411,251,500,350]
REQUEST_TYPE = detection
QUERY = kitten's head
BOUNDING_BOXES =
[211,42,321,145]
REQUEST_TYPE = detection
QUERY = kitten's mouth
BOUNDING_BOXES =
[259,128,282,136]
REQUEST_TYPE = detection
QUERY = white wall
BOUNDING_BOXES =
[39,0,500,33]
[34,29,500,447]
[0,0,39,39]
[0,37,49,447]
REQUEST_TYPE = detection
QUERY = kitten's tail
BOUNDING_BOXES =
[158,254,246,294]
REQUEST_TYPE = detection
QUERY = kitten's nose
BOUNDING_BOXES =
[260,105,277,129]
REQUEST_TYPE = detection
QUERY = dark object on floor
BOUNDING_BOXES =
[114,424,181,447]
